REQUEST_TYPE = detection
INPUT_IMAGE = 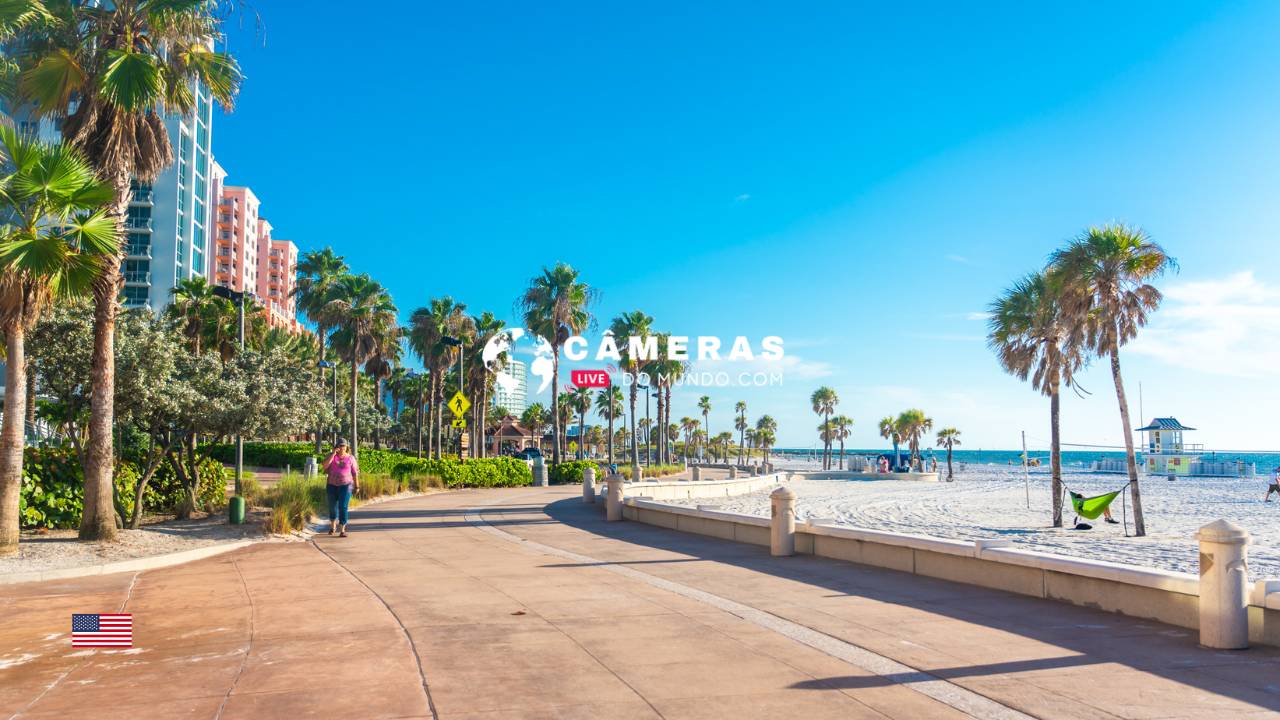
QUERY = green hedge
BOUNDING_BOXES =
[390,457,532,488]
[19,448,227,529]
[206,442,409,476]
[547,460,598,485]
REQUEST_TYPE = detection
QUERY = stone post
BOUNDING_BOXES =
[632,464,642,482]
[532,457,547,487]
[606,474,624,522]
[582,466,596,503]
[303,456,317,479]
[770,486,796,557]
[728,466,738,479]
[1198,519,1250,649]
[691,466,702,482]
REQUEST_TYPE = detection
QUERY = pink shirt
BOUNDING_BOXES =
[325,454,358,486]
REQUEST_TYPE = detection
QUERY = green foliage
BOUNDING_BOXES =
[618,463,684,480]
[205,442,409,476]
[18,448,226,529]
[263,474,327,534]
[548,460,597,485]
[391,457,532,489]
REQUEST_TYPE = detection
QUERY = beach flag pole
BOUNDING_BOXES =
[1021,431,1031,509]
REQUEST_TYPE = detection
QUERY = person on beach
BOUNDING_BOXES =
[1266,468,1280,502]
[325,439,360,537]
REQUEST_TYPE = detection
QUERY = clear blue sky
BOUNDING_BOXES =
[215,2,1280,450]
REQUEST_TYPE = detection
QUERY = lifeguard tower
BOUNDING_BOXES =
[1135,417,1201,475]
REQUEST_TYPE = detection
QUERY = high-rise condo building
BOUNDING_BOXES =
[493,359,529,416]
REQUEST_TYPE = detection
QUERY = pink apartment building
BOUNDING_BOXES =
[210,160,303,334]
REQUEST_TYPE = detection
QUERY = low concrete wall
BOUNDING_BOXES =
[618,472,788,502]
[797,470,940,482]
[618,498,1280,646]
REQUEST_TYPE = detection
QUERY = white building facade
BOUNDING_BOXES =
[493,359,529,416]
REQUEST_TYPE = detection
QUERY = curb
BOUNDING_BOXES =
[0,539,258,586]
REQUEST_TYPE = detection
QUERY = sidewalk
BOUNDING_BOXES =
[3,486,1279,718]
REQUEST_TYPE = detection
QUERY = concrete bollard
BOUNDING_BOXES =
[728,466,738,479]
[770,486,796,556]
[1198,519,1250,649]
[691,466,702,482]
[606,474,624,522]
[304,456,317,479]
[532,458,547,487]
[632,464,642,482]
[582,466,596,503]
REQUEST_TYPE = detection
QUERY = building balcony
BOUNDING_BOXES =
[125,244,151,259]
[125,217,152,231]
[123,271,150,284]
[129,189,154,205]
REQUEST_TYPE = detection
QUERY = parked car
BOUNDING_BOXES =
[512,447,543,461]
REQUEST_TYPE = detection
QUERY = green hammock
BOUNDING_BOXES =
[1069,490,1122,521]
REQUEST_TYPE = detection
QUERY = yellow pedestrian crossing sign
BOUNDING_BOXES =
[447,391,470,417]
[452,418,467,429]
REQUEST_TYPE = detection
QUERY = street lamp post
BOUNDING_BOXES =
[213,284,253,524]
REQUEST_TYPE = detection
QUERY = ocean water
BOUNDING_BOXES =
[772,448,1280,473]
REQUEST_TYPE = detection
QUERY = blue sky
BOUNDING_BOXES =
[215,2,1280,450]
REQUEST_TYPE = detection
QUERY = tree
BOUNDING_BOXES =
[831,415,853,470]
[12,0,242,542]
[896,409,932,470]
[595,385,624,465]
[362,320,402,451]
[467,312,505,458]
[294,248,349,451]
[168,277,226,356]
[609,312,654,468]
[521,403,548,450]
[810,387,838,469]
[679,417,698,462]
[568,385,593,459]
[988,271,1086,525]
[735,401,748,465]
[408,297,470,458]
[878,416,902,468]
[1051,224,1175,536]
[697,395,712,461]
[0,128,115,555]
[517,263,596,465]
[322,274,397,456]
[755,415,777,466]
[935,428,961,482]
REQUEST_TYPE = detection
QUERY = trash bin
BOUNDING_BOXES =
[228,495,246,525]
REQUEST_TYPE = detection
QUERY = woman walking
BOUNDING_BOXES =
[325,439,360,537]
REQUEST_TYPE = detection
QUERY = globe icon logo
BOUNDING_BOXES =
[482,328,555,394]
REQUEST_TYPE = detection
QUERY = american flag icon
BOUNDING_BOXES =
[71,614,132,647]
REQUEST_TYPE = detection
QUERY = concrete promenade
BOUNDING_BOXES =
[3,486,1280,718]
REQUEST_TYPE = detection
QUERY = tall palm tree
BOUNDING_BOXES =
[878,416,902,468]
[831,415,853,470]
[735,401,748,464]
[363,322,402,451]
[1051,224,1175,536]
[816,421,835,467]
[936,428,961,482]
[295,249,349,452]
[755,415,777,466]
[408,297,470,458]
[0,127,115,556]
[809,387,838,469]
[517,263,596,465]
[467,312,505,458]
[521,403,548,451]
[323,274,397,456]
[697,395,712,461]
[12,0,242,541]
[896,409,933,470]
[555,392,575,454]
[679,416,698,462]
[609,311,654,467]
[988,271,1086,525]
[595,385,624,465]
[568,385,593,459]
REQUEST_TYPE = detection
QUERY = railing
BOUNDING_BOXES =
[125,243,151,258]
[123,270,150,284]
[130,189,154,203]
[125,217,152,230]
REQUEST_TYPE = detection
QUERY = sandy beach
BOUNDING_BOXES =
[673,459,1280,579]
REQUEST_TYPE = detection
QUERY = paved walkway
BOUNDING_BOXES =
[3,486,1280,719]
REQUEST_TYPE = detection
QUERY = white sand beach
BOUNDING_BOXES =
[675,460,1280,580]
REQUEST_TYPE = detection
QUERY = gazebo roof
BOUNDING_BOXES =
[493,420,535,438]
[1135,417,1196,432]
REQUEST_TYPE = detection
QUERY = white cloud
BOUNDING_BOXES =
[965,311,992,321]
[734,193,751,202]
[947,254,975,265]
[1128,270,1280,377]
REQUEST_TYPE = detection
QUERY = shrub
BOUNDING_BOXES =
[618,463,684,481]
[547,460,597,485]
[262,474,326,533]
[390,457,531,488]
[206,442,412,476]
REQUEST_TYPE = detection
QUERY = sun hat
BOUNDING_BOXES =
[336,438,348,448]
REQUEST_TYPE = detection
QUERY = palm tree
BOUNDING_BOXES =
[555,392,575,454]
[755,415,777,466]
[896,409,933,470]
[0,127,115,556]
[468,312,505,458]
[608,312,654,467]
[679,417,698,462]
[167,277,225,356]
[735,401,748,464]
[595,385,624,464]
[518,263,596,465]
[988,271,1086,525]
[568,385,593,459]
[295,249,349,452]
[323,274,397,456]
[363,322,402,451]
[1051,224,1175,536]
[878,416,903,469]
[408,297,470,458]
[816,421,835,467]
[521,403,548,451]
[12,0,241,542]
[935,428,961,482]
[809,387,838,469]
[831,415,853,470]
[697,395,712,461]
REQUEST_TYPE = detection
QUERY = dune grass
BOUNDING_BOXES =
[260,471,443,533]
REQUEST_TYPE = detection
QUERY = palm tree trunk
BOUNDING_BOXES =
[25,361,36,428]
[0,326,28,555]
[314,326,326,455]
[550,350,562,464]
[373,378,383,451]
[1050,382,1063,527]
[629,381,639,466]
[606,398,615,465]
[350,360,360,456]
[81,263,122,542]
[946,446,953,481]
[1109,341,1144,535]
[839,437,845,470]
